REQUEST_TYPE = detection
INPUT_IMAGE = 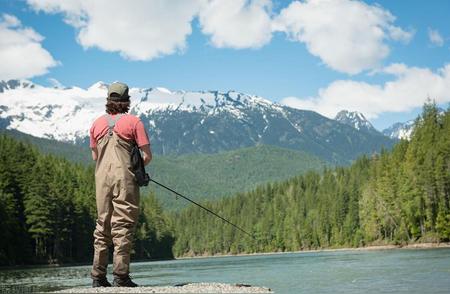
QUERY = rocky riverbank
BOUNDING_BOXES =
[52,283,273,293]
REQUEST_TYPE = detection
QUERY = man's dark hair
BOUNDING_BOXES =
[105,99,130,114]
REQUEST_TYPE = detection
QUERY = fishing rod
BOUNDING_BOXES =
[149,178,255,240]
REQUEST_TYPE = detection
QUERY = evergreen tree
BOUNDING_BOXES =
[0,134,174,266]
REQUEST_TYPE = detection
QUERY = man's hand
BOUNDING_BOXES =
[140,144,152,166]
[91,148,98,161]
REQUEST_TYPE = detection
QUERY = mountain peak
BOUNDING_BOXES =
[334,110,376,132]
[382,108,445,140]
[335,110,367,121]
[88,81,108,90]
[382,120,415,140]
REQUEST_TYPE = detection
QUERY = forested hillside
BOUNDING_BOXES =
[149,145,325,209]
[1,129,325,210]
[0,136,173,266]
[0,129,92,163]
[172,103,450,256]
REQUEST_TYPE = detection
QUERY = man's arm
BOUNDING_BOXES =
[134,119,152,165]
[91,148,98,161]
[140,144,152,166]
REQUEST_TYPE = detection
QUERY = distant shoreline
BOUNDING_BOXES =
[176,242,450,260]
[1,242,449,270]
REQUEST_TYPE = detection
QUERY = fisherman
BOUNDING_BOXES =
[89,82,152,287]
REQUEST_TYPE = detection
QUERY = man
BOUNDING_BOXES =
[89,82,152,287]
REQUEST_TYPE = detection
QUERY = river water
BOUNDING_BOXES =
[1,248,449,293]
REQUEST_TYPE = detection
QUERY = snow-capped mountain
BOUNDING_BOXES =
[382,107,445,140]
[382,120,415,140]
[0,80,108,142]
[0,80,394,164]
[334,110,377,133]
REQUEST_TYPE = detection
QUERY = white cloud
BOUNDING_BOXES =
[273,0,414,74]
[199,0,273,49]
[27,0,275,57]
[24,0,412,73]
[281,63,450,119]
[0,14,58,80]
[428,28,444,47]
[26,0,205,61]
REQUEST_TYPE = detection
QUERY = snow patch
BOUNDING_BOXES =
[154,87,172,94]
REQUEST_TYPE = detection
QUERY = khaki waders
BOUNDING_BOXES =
[91,114,140,280]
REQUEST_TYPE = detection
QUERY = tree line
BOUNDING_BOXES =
[0,136,173,266]
[172,103,450,256]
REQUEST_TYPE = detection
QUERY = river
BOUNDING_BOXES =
[1,248,449,293]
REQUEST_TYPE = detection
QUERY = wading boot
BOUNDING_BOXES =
[113,275,138,287]
[92,277,112,287]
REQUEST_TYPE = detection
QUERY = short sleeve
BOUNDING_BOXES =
[89,124,97,148]
[134,119,150,147]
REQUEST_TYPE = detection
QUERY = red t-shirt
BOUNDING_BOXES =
[89,113,150,148]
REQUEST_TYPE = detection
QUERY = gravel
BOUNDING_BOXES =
[51,282,273,293]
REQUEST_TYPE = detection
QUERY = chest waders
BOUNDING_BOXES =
[91,114,140,280]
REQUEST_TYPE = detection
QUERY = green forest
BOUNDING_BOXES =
[172,103,450,256]
[1,103,449,266]
[0,137,173,266]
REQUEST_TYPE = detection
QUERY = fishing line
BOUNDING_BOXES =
[149,178,255,240]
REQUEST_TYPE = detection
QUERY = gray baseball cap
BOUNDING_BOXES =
[108,82,130,101]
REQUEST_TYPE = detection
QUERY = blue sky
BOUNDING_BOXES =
[1,0,449,130]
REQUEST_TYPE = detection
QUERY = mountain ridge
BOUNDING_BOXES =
[0,79,394,165]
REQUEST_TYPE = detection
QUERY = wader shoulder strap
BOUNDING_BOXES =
[104,114,124,136]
